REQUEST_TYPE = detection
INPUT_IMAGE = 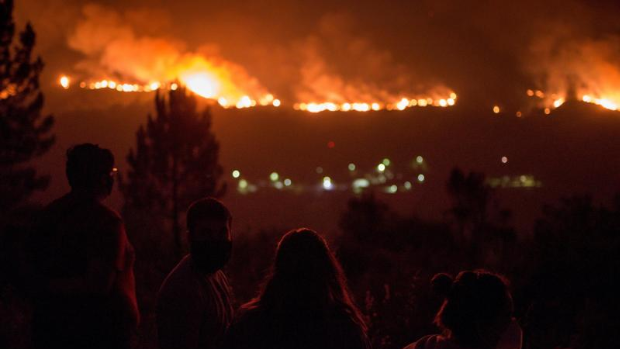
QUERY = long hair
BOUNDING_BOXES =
[243,228,367,331]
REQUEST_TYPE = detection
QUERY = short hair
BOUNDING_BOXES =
[66,143,114,189]
[186,198,232,231]
[434,270,513,347]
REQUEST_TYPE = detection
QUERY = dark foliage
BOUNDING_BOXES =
[0,0,54,218]
[119,87,226,349]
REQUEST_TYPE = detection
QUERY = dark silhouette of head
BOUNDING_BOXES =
[433,270,513,349]
[247,228,366,330]
[66,143,115,199]
[186,198,232,274]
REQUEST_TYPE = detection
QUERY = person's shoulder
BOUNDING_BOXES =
[158,256,200,300]
[403,335,454,349]
[91,201,123,224]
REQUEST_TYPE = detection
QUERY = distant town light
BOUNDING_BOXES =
[416,156,423,164]
[232,170,240,178]
[353,178,370,189]
[382,158,391,166]
[417,174,425,182]
[404,181,412,190]
[387,185,398,194]
[238,179,248,190]
[501,156,508,164]
[377,163,386,172]
[322,176,333,190]
[316,167,323,174]
[348,163,356,171]
[493,105,500,114]
[284,178,292,186]
[270,172,279,181]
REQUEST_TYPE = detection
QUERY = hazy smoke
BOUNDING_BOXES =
[67,4,269,100]
[294,13,451,103]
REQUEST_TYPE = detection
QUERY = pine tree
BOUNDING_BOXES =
[121,86,226,258]
[0,0,54,215]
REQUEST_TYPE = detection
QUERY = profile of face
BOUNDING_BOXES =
[189,218,232,274]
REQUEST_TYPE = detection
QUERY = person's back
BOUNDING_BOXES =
[156,198,234,349]
[225,304,368,349]
[31,144,139,349]
[157,255,234,349]
[223,228,370,349]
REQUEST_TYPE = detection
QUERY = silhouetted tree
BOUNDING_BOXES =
[121,86,226,259]
[445,168,515,266]
[0,0,54,219]
[446,168,491,241]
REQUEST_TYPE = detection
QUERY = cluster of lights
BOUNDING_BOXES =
[293,93,457,113]
[230,157,428,195]
[487,175,542,188]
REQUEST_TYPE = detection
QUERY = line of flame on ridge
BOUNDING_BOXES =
[526,89,619,111]
[59,75,458,111]
[59,76,280,109]
[294,93,457,113]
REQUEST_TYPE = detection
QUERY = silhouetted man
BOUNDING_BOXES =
[156,198,234,349]
[31,144,139,349]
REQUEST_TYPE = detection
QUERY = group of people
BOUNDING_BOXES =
[27,143,522,349]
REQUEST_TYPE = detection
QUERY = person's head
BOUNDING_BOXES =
[186,197,232,274]
[66,143,116,199]
[250,228,366,330]
[433,270,514,349]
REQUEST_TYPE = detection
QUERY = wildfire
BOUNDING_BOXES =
[63,75,280,109]
[526,89,619,111]
[59,74,456,112]
[293,93,457,113]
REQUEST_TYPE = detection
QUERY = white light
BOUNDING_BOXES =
[353,178,370,188]
[270,172,279,181]
[382,158,391,166]
[417,174,425,182]
[238,179,248,189]
[387,185,398,194]
[377,164,386,172]
[348,163,356,171]
[416,156,423,164]
[404,181,412,190]
[284,178,292,186]
[232,170,240,178]
[501,156,508,164]
[323,176,333,190]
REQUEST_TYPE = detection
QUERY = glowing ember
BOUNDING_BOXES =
[60,76,70,89]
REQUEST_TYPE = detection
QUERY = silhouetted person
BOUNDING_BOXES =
[404,270,522,349]
[223,228,371,349]
[31,143,139,349]
[156,198,234,349]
